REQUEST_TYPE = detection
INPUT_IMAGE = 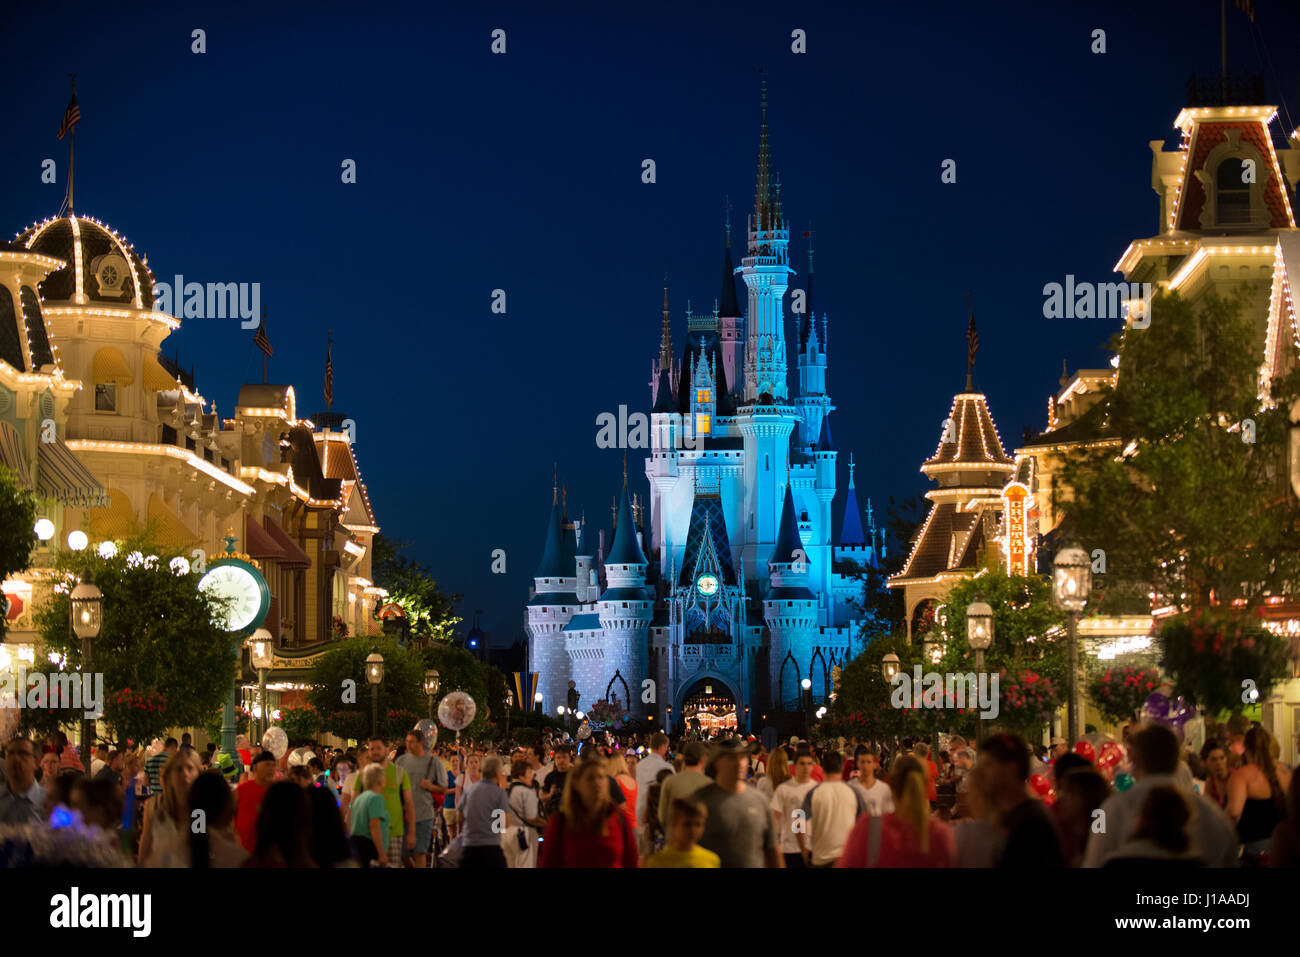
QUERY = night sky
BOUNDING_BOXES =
[6,1,1300,649]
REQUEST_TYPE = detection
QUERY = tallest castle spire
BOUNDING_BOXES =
[741,75,793,403]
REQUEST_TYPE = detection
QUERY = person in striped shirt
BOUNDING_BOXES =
[145,738,178,792]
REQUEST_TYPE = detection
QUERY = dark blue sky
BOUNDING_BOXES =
[6,1,1300,648]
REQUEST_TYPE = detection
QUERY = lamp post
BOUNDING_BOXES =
[801,677,813,736]
[505,690,514,744]
[70,576,103,775]
[424,669,441,719]
[248,629,274,744]
[1053,546,1092,743]
[366,648,385,740]
[534,691,543,715]
[882,652,903,755]
[966,600,994,744]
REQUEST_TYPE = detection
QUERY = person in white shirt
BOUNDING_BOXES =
[848,746,894,816]
[1083,724,1239,868]
[635,732,674,833]
[770,747,818,868]
[799,750,868,866]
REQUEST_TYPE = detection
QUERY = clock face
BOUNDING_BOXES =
[199,562,268,634]
[696,574,719,597]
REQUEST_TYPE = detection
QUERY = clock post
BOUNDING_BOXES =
[199,534,272,771]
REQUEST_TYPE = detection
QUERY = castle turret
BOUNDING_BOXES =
[764,483,817,712]
[596,481,653,716]
[527,474,580,714]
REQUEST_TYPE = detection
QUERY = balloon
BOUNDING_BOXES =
[1029,773,1052,798]
[1073,740,1096,763]
[1143,692,1193,740]
[414,718,438,749]
[437,691,477,731]
[262,726,288,759]
[1097,741,1123,770]
[1114,772,1134,792]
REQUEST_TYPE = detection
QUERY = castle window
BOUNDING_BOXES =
[1216,157,1252,226]
[696,413,711,434]
[95,383,117,412]
[696,388,710,405]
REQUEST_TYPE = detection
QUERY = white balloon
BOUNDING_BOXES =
[262,726,288,759]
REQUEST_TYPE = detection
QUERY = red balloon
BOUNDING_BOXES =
[1097,741,1123,769]
[1073,740,1096,763]
[1029,772,1052,797]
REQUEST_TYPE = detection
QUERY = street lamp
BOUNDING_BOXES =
[248,629,274,744]
[366,648,385,739]
[966,600,994,744]
[70,576,103,775]
[534,690,543,714]
[1053,545,1092,743]
[881,652,900,682]
[801,678,813,735]
[424,668,441,718]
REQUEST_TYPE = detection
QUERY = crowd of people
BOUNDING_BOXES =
[1,716,1297,868]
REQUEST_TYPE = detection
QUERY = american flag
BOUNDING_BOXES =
[253,321,272,357]
[967,313,979,369]
[323,340,334,407]
[1234,0,1256,23]
[57,91,81,140]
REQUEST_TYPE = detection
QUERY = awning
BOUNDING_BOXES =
[37,438,107,508]
[263,516,311,569]
[86,488,137,540]
[0,421,32,488]
[245,514,287,562]
[92,346,134,386]
[142,353,180,392]
[147,494,199,548]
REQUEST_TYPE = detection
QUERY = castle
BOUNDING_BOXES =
[526,88,884,732]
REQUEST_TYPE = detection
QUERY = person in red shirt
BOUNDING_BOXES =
[838,755,954,867]
[539,757,638,868]
[234,750,277,851]
[914,742,939,806]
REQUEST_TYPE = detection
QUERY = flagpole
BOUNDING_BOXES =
[261,307,267,384]
[1221,0,1228,85]
[67,74,76,215]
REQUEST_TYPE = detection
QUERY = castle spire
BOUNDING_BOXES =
[659,274,672,371]
[552,462,558,506]
[752,73,777,244]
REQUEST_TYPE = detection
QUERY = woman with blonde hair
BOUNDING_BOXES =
[1228,725,1293,864]
[139,749,200,865]
[756,746,788,800]
[837,755,954,867]
[607,748,638,831]
[539,757,638,867]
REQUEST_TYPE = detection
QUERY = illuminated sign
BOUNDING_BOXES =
[1002,483,1031,576]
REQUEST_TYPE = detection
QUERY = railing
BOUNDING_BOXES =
[1185,73,1265,108]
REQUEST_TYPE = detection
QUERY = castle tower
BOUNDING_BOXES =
[740,81,794,403]
[795,235,829,448]
[764,483,818,711]
[596,480,653,716]
[717,207,745,404]
[526,475,579,714]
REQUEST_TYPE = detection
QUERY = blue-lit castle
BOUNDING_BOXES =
[526,90,884,733]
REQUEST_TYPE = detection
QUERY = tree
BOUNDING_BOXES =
[1059,289,1300,612]
[307,636,425,741]
[0,465,38,640]
[845,494,918,652]
[371,535,462,641]
[34,533,237,747]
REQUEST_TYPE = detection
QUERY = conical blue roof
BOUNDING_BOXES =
[652,366,676,413]
[816,412,834,451]
[840,483,866,547]
[578,520,597,556]
[772,484,804,564]
[534,501,567,578]
[606,485,647,565]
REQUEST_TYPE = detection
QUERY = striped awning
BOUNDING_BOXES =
[92,346,134,386]
[264,516,311,569]
[142,352,180,392]
[147,494,200,548]
[245,514,288,562]
[0,421,32,488]
[37,438,107,508]
[86,488,138,541]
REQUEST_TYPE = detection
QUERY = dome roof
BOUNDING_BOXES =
[14,214,157,309]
